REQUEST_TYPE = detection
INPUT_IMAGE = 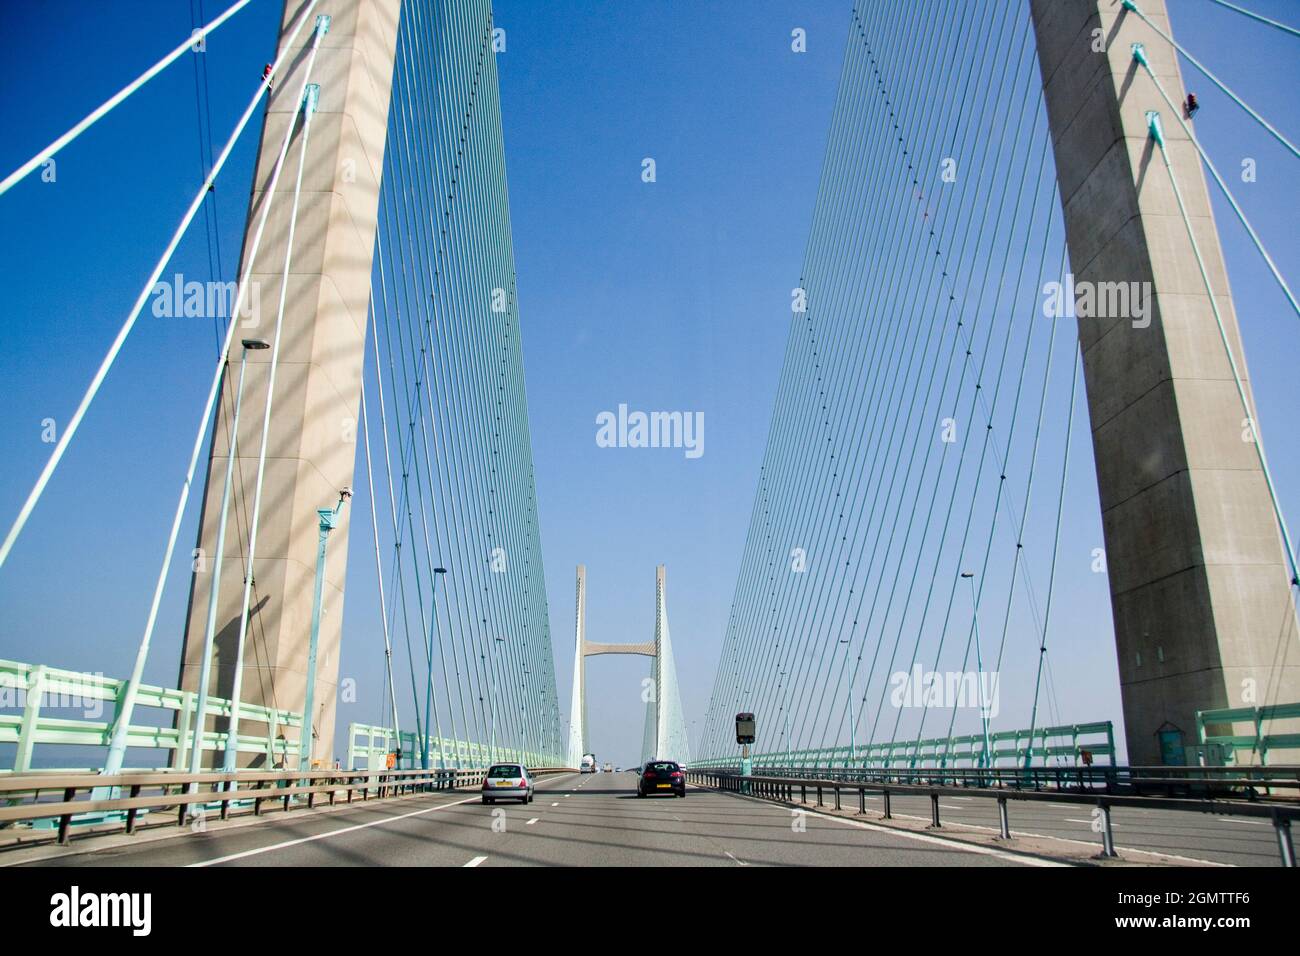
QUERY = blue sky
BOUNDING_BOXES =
[0,0,1297,768]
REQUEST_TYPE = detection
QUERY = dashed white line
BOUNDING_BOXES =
[550,802,559,807]
[526,818,538,825]
[464,855,487,867]
[724,851,749,866]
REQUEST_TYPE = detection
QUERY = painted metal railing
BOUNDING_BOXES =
[1197,702,1300,765]
[346,721,552,771]
[692,721,1115,770]
[0,765,574,846]
[0,659,302,773]
[687,766,1300,866]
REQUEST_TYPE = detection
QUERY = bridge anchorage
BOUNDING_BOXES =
[567,565,690,768]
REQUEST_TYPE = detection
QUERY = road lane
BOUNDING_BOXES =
[20,772,1038,867]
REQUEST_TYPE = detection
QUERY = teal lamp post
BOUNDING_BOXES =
[839,638,854,769]
[186,338,268,780]
[299,488,352,770]
[489,636,505,762]
[421,566,447,772]
[961,570,994,772]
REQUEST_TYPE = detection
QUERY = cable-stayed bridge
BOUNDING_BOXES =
[697,0,1300,773]
[0,0,1298,870]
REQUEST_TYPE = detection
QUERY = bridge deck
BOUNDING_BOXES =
[8,772,1283,868]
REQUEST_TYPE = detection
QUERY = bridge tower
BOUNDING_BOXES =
[567,565,690,767]
[1031,0,1300,762]
[177,0,402,766]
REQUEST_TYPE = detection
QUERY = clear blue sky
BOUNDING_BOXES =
[0,0,1297,768]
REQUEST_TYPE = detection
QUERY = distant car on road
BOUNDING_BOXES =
[482,763,533,804]
[580,753,597,774]
[637,760,685,798]
[603,762,613,773]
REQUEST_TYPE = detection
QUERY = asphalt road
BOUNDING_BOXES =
[22,772,1046,867]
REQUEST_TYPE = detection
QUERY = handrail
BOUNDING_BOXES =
[698,762,1300,793]
[687,768,1299,866]
[0,766,578,846]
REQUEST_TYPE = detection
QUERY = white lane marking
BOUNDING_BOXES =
[188,794,478,867]
[550,802,559,807]
[724,851,748,866]
[526,818,538,825]
[464,855,487,867]
[1064,818,1094,825]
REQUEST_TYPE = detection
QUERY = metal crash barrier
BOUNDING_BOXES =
[686,766,1300,867]
[0,766,578,847]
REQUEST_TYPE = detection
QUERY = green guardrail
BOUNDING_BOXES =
[692,721,1116,770]
[0,658,302,773]
[1197,702,1300,765]
[346,722,554,771]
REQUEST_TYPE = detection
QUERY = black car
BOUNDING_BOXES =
[637,760,685,798]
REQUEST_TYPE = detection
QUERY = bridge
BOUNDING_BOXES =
[0,0,1298,876]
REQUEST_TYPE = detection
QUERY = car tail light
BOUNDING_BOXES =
[644,771,656,779]
[519,779,527,788]
[671,771,682,778]
[482,780,490,790]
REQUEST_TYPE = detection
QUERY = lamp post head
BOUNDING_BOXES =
[960,571,975,579]
[434,567,447,574]
[241,338,270,351]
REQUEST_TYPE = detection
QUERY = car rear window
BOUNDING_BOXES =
[488,765,523,778]
[647,762,678,773]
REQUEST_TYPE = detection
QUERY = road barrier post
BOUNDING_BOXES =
[1098,803,1117,858]
[1275,814,1295,867]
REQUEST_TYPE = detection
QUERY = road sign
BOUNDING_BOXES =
[736,712,755,745]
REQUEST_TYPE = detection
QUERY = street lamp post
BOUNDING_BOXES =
[299,488,352,770]
[188,338,268,780]
[422,567,447,771]
[839,638,855,769]
[961,571,994,771]
[489,636,505,762]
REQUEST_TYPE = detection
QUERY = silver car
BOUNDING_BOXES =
[481,763,534,804]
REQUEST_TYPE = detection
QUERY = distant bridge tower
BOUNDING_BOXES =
[567,565,690,767]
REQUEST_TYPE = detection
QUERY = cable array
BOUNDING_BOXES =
[698,0,1083,765]
[359,0,560,767]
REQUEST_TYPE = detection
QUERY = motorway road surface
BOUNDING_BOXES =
[17,772,1279,866]
[20,772,1041,867]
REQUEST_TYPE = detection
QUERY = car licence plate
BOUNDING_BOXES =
[656,783,671,788]
[495,781,515,787]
